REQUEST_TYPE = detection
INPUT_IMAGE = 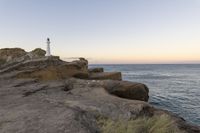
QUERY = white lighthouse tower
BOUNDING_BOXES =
[46,38,51,56]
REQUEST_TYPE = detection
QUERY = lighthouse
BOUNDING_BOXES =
[46,38,51,56]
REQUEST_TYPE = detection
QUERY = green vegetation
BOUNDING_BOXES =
[97,114,183,133]
[0,59,6,66]
[31,48,46,57]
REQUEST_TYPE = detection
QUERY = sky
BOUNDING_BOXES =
[0,0,200,64]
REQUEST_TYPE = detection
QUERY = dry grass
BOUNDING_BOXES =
[97,114,184,133]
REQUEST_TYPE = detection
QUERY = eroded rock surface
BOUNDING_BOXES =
[0,48,199,133]
[0,48,26,66]
[89,72,122,80]
[0,78,199,133]
[103,80,149,102]
[0,48,122,81]
[0,48,46,67]
[0,78,147,133]
[88,68,104,73]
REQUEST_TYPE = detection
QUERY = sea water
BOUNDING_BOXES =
[89,64,200,125]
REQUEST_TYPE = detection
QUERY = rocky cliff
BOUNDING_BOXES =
[0,48,46,67]
[0,48,199,133]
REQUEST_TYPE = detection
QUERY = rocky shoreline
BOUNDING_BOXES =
[0,48,199,133]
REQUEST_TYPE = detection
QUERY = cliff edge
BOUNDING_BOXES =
[0,48,199,133]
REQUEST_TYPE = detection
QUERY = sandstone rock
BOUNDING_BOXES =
[0,48,26,65]
[0,48,120,81]
[0,48,26,59]
[0,48,47,69]
[0,57,89,80]
[103,80,149,102]
[29,48,46,58]
[89,72,122,80]
[88,67,104,73]
[0,48,199,133]
[72,58,88,71]
[0,78,199,133]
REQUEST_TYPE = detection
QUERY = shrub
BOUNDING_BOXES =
[97,114,183,133]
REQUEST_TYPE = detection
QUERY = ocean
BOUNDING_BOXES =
[89,64,200,125]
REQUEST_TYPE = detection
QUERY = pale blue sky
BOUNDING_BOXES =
[0,0,200,64]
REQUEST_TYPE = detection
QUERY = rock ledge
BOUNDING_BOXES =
[0,48,199,133]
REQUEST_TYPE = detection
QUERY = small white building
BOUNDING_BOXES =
[46,38,51,56]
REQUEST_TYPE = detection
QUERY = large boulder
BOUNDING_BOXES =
[103,80,149,102]
[89,72,122,80]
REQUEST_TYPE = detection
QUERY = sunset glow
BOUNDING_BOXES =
[0,0,200,64]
